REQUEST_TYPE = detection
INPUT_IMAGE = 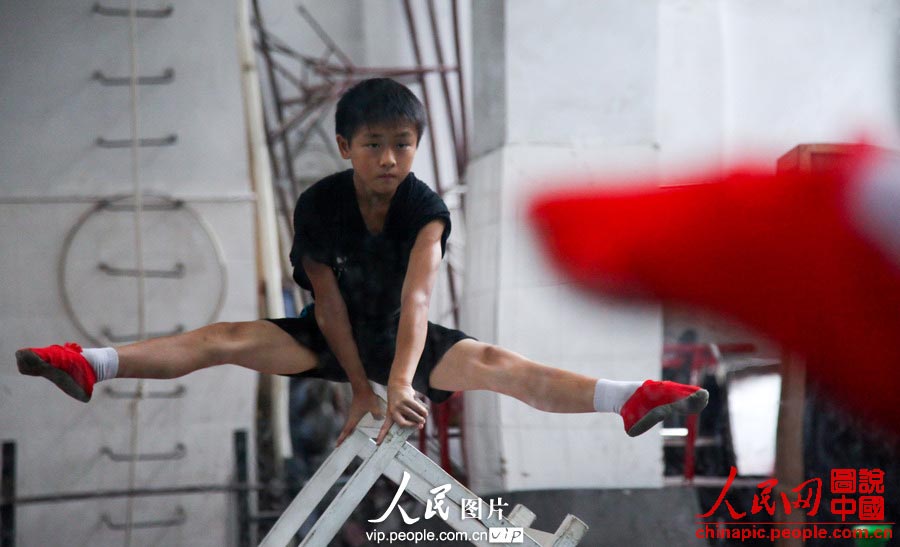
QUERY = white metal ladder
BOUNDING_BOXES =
[259,402,588,547]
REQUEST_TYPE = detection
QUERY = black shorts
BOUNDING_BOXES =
[265,304,474,404]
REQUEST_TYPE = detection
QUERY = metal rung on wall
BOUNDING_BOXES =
[100,443,186,463]
[96,135,178,148]
[98,262,185,279]
[102,325,184,343]
[101,506,186,530]
[93,68,174,86]
[91,3,174,18]
[103,385,187,399]
[100,200,185,212]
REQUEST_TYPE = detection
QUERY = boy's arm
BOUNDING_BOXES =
[389,219,446,384]
[377,219,445,443]
[302,256,384,445]
[301,256,370,390]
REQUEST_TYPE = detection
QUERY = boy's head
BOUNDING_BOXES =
[335,78,427,144]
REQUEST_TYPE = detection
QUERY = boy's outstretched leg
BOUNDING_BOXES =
[17,320,318,402]
[429,340,708,437]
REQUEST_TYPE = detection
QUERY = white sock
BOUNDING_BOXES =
[593,379,642,414]
[82,347,120,382]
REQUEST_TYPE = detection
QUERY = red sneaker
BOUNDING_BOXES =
[620,380,708,437]
[16,342,96,402]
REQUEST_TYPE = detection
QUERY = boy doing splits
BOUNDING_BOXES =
[17,78,708,444]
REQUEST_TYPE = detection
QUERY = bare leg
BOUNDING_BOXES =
[429,340,596,413]
[116,320,318,379]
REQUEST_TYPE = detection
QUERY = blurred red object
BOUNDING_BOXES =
[529,146,900,435]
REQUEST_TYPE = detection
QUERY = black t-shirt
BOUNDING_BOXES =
[290,169,451,325]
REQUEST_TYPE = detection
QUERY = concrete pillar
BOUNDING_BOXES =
[463,0,664,493]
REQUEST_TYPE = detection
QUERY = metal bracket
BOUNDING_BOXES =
[234,430,252,547]
[103,384,186,399]
[100,443,186,462]
[101,506,186,530]
[91,3,173,18]
[98,262,185,279]
[96,135,178,148]
[101,325,184,343]
[92,68,174,86]
[1,443,15,547]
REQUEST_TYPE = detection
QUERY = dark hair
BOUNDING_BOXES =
[335,78,427,143]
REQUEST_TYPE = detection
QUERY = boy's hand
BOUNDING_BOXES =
[376,383,428,445]
[336,385,384,447]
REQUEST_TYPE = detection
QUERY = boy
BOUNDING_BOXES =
[17,78,708,445]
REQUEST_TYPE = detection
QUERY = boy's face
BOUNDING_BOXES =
[337,122,419,197]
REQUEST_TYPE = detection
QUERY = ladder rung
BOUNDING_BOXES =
[101,506,185,530]
[103,384,186,399]
[100,443,186,462]
[96,135,178,148]
[98,262,185,279]
[92,3,173,18]
[100,200,184,212]
[92,68,174,86]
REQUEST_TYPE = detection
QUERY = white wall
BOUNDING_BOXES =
[0,1,258,545]
[658,0,900,172]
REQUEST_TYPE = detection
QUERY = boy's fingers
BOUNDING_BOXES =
[403,404,425,424]
[376,415,393,445]
[401,400,428,421]
[415,401,429,419]
[392,410,414,427]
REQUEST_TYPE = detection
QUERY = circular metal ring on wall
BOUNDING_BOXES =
[59,193,228,347]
